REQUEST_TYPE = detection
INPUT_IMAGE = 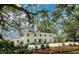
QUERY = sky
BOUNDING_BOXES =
[4,4,56,38]
[43,4,56,11]
[21,4,56,11]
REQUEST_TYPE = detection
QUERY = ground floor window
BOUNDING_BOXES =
[44,39,47,43]
[27,39,30,42]
[17,40,19,43]
[34,39,36,42]
[50,39,51,42]
[39,39,42,43]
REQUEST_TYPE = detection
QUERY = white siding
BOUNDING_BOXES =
[9,32,54,45]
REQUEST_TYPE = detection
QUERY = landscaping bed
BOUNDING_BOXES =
[33,45,79,54]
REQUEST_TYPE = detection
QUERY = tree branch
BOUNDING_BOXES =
[0,4,37,19]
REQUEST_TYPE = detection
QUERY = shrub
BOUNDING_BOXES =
[73,44,77,46]
[24,44,28,49]
[62,43,65,46]
[10,41,14,47]
[46,44,50,48]
[44,39,47,44]
[19,41,23,45]
[41,44,45,49]
[35,45,38,50]
[69,44,73,46]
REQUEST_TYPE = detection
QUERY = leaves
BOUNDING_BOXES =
[54,4,79,42]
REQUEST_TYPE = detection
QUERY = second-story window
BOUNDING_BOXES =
[27,33,29,37]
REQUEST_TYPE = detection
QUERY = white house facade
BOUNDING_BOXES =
[9,32,55,45]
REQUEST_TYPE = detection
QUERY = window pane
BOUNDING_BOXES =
[34,39,36,42]
[50,39,51,42]
[27,33,29,36]
[34,34,36,37]
[45,34,46,37]
[40,34,41,37]
[17,40,19,43]
[27,39,29,42]
[39,39,41,43]
[45,39,46,42]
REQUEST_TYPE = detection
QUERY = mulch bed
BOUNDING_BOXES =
[33,45,79,54]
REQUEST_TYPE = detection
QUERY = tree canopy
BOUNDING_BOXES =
[0,4,79,42]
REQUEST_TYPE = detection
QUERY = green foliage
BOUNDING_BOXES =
[54,5,79,42]
[0,4,79,44]
[0,40,33,54]
[35,45,38,50]
[0,4,58,40]
[56,34,66,43]
[46,44,50,48]
[9,41,14,47]
[62,43,65,46]
[19,41,23,45]
[41,44,45,49]
[24,44,28,49]
[38,19,53,33]
[69,44,73,46]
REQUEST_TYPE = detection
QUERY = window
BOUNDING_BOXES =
[40,34,41,37]
[50,35,51,37]
[45,39,47,42]
[45,34,46,37]
[34,34,36,37]
[34,39,36,42]
[27,33,29,37]
[17,40,19,43]
[50,39,51,42]
[27,39,29,42]
[44,39,47,43]
[39,39,41,43]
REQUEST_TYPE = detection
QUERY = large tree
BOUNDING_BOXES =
[0,4,38,39]
[0,4,54,39]
[52,4,79,42]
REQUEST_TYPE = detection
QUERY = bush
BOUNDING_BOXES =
[62,43,65,46]
[19,41,23,45]
[46,44,50,48]
[0,40,34,54]
[69,44,73,46]
[41,44,45,49]
[73,44,77,46]
[24,44,28,49]
[35,45,38,50]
